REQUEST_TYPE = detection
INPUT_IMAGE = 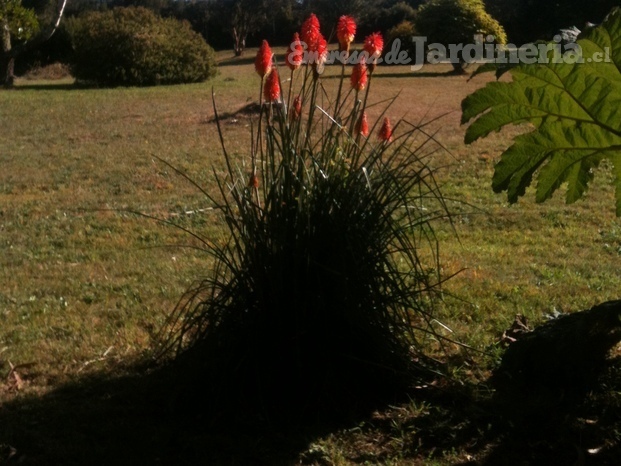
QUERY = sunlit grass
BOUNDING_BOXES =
[1,50,620,463]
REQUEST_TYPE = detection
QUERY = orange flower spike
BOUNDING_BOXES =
[363,32,384,71]
[300,13,320,48]
[285,33,304,71]
[263,68,281,102]
[290,95,302,121]
[355,112,369,137]
[255,40,273,78]
[378,117,393,142]
[350,56,367,91]
[337,15,356,53]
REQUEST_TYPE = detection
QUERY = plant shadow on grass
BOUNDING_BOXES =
[367,359,621,466]
[0,359,328,466]
[1,357,620,465]
[217,56,255,67]
[13,81,120,91]
[374,71,461,79]
[13,83,78,91]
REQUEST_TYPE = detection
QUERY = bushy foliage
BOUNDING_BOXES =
[159,18,451,424]
[375,1,417,34]
[416,0,506,45]
[1,0,40,41]
[385,20,418,64]
[416,0,506,71]
[67,7,217,86]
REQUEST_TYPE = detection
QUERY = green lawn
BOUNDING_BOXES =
[1,51,620,464]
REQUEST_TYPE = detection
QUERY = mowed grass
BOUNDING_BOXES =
[1,48,621,463]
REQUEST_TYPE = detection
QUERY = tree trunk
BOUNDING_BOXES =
[1,56,15,88]
[232,27,245,57]
[450,53,467,75]
[2,20,14,88]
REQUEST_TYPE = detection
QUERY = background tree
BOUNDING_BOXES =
[1,0,39,87]
[309,0,379,35]
[215,0,270,56]
[1,0,67,87]
[485,0,619,44]
[374,1,417,37]
[415,0,506,74]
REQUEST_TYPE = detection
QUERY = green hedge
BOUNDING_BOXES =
[67,7,217,86]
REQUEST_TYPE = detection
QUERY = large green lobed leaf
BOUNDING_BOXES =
[461,7,621,215]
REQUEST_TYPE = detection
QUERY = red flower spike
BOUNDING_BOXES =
[350,56,367,91]
[255,40,273,78]
[364,32,384,71]
[355,112,369,137]
[290,95,302,121]
[337,15,356,53]
[300,14,320,48]
[264,68,281,102]
[316,33,328,66]
[364,32,384,58]
[285,33,304,71]
[378,117,393,142]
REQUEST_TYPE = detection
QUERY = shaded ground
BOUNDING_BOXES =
[1,356,620,465]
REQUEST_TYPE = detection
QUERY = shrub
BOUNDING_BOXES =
[159,17,451,424]
[416,0,506,73]
[67,7,217,86]
[385,20,419,65]
[22,62,71,80]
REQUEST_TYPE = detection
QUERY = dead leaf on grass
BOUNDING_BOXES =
[0,444,17,462]
[6,361,36,392]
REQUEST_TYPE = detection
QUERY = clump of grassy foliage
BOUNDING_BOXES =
[158,17,452,424]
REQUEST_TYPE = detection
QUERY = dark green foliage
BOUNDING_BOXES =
[486,0,619,44]
[416,0,506,45]
[385,20,419,64]
[1,0,40,41]
[66,7,217,86]
[416,0,506,73]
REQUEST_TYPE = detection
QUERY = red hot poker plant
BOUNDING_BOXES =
[163,10,452,426]
[355,111,369,137]
[378,117,393,142]
[350,56,368,91]
[363,32,384,72]
[285,33,304,71]
[290,95,302,121]
[263,68,281,102]
[316,34,328,66]
[300,13,320,49]
[337,15,356,55]
[255,40,273,78]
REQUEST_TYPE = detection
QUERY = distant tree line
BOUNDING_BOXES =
[485,0,620,44]
[18,0,424,69]
[13,0,621,75]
